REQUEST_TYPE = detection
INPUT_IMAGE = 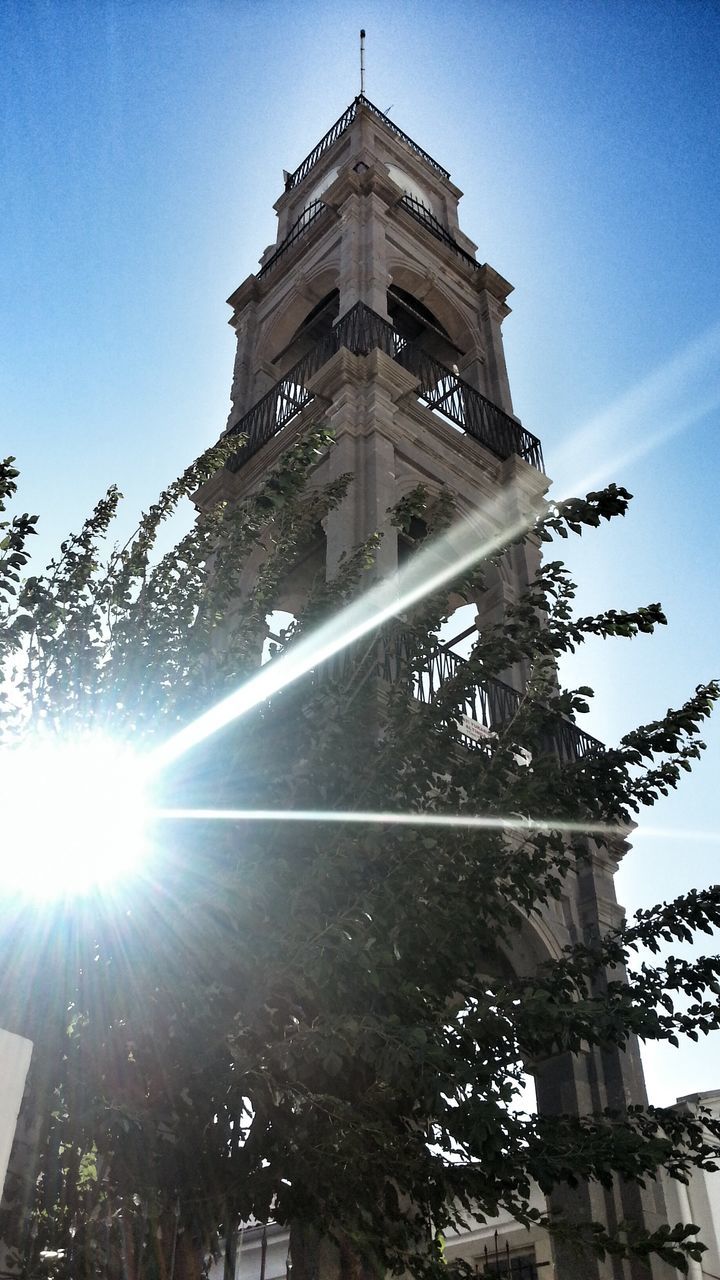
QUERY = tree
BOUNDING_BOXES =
[0,431,719,1280]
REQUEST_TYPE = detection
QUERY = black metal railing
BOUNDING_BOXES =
[478,1234,546,1278]
[394,341,544,470]
[225,304,380,470]
[257,200,332,279]
[225,303,544,473]
[399,194,480,272]
[285,95,450,192]
[381,633,601,763]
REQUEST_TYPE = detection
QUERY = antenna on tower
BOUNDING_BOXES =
[359,29,366,97]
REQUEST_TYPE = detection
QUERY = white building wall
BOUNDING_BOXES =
[662,1090,720,1280]
[0,1028,32,1198]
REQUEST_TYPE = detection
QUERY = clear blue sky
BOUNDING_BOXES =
[2,0,719,1104]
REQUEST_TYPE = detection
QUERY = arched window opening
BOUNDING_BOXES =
[274,520,327,622]
[396,514,429,570]
[388,285,448,341]
[435,601,478,656]
[262,608,297,665]
[387,285,462,367]
[272,289,340,371]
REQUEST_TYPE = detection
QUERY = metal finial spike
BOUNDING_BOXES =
[360,29,366,96]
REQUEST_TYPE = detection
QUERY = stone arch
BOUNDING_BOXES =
[262,264,340,367]
[502,905,564,976]
[275,519,328,615]
[472,906,566,1113]
[236,520,328,645]
[386,260,478,354]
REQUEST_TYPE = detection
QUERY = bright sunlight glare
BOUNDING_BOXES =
[0,736,150,899]
[7,326,719,902]
[150,508,531,772]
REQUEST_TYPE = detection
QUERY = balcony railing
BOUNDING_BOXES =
[317,632,601,765]
[383,633,602,763]
[285,95,450,192]
[257,200,332,280]
[398,194,480,272]
[226,302,544,473]
[394,341,543,469]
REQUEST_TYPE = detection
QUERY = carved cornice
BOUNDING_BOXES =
[473,264,514,305]
[226,275,261,319]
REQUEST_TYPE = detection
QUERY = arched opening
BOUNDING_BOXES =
[388,285,449,342]
[262,608,297,665]
[388,261,476,352]
[396,513,429,571]
[272,289,340,373]
[387,284,462,367]
[258,524,328,664]
[435,600,479,654]
[275,520,327,618]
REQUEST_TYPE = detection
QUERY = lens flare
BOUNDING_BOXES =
[152,807,719,846]
[152,806,625,838]
[150,510,531,773]
[0,735,151,899]
[551,319,720,494]
[8,321,719,903]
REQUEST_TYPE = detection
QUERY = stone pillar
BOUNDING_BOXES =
[338,193,363,318]
[307,349,418,582]
[226,299,260,430]
[476,288,514,414]
[337,189,389,320]
[457,351,487,394]
[361,193,390,319]
[473,454,547,690]
[534,846,680,1280]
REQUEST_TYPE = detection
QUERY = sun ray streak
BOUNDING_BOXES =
[149,507,531,773]
[550,319,720,493]
[152,807,627,838]
[149,319,720,774]
[152,807,719,845]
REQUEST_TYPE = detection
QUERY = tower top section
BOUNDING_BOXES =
[273,94,463,249]
[221,90,544,482]
[282,94,452,195]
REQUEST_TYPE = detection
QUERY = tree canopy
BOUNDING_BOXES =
[0,432,719,1280]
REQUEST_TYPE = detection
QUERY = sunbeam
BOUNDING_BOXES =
[150,319,720,775]
[149,504,532,773]
[152,806,625,838]
[5,318,718,901]
[550,320,720,494]
[152,806,718,845]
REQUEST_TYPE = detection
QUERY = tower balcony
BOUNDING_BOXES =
[319,629,602,766]
[224,302,544,474]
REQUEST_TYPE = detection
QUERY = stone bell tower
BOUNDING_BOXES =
[203,95,675,1280]
[210,93,546,621]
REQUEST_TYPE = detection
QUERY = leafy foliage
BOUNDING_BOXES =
[0,439,718,1280]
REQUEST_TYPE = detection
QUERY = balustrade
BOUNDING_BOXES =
[226,303,543,473]
[285,95,450,192]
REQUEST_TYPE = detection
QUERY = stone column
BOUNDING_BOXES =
[226,299,260,431]
[307,349,418,582]
[476,288,514,414]
[338,193,363,318]
[535,846,679,1280]
[361,192,390,319]
[473,454,548,690]
[337,186,390,321]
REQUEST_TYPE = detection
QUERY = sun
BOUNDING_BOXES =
[0,733,151,899]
